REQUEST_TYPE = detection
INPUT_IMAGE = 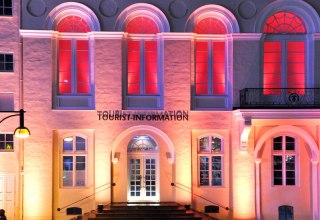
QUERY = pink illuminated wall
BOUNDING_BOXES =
[57,15,90,94]
[126,16,159,95]
[195,17,226,95]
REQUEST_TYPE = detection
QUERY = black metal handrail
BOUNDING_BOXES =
[57,183,112,212]
[240,88,320,108]
[171,182,229,211]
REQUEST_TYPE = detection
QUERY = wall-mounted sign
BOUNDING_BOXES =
[97,110,188,121]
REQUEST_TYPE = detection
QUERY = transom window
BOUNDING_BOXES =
[194,17,226,96]
[198,135,223,187]
[128,135,158,152]
[272,135,297,186]
[0,133,13,151]
[0,0,12,16]
[263,12,306,94]
[62,135,87,187]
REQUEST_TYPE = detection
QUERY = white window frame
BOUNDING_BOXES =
[0,133,14,152]
[61,134,88,188]
[272,135,298,186]
[197,134,224,187]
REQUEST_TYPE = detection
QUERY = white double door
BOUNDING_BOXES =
[128,154,159,202]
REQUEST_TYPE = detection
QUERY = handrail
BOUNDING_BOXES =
[57,183,112,212]
[171,182,229,211]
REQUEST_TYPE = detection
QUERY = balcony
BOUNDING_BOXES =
[240,88,320,108]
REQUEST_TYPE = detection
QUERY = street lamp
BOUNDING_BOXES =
[0,109,30,138]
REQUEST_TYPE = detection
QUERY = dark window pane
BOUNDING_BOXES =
[76,156,85,163]
[4,7,11,16]
[0,54,4,62]
[274,178,282,185]
[0,63,4,71]
[212,178,222,186]
[5,63,13,71]
[0,142,4,149]
[5,54,12,62]
[286,171,295,178]
[6,134,13,141]
[76,136,86,151]
[274,171,282,178]
[274,156,282,170]
[211,137,221,152]
[0,134,5,141]
[4,0,11,6]
[286,178,295,185]
[63,137,73,151]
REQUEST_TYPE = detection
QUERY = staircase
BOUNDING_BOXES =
[87,202,203,220]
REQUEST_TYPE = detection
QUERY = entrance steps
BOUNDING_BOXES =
[87,202,204,220]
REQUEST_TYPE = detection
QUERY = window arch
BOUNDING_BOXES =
[198,134,224,187]
[116,3,169,110]
[262,11,306,93]
[61,135,87,187]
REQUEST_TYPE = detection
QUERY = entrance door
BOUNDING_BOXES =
[0,175,14,219]
[128,155,159,202]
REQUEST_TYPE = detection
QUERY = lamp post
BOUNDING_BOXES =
[0,109,30,138]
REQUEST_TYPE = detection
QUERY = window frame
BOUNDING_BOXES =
[197,134,224,187]
[0,133,14,152]
[124,34,164,110]
[54,33,94,110]
[61,135,88,188]
[272,135,298,187]
[194,37,227,96]
[0,0,12,16]
[262,34,307,90]
[0,53,14,72]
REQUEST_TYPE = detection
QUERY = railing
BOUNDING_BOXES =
[57,183,112,212]
[240,88,320,108]
[171,183,229,211]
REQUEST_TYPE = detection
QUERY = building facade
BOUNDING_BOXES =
[0,0,320,219]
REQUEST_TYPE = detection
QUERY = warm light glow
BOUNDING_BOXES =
[64,136,73,142]
[14,127,30,138]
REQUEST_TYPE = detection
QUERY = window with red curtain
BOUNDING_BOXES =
[263,12,306,95]
[195,17,226,95]
[126,16,159,95]
[57,15,90,95]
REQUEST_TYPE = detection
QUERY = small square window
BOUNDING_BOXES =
[0,0,12,16]
[0,133,14,151]
[0,53,13,72]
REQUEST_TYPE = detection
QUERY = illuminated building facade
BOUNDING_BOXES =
[0,0,319,219]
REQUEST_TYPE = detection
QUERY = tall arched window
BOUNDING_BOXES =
[116,3,169,110]
[263,12,306,94]
[186,5,239,110]
[57,15,91,96]
[195,18,227,96]
[46,3,100,109]
[126,16,159,96]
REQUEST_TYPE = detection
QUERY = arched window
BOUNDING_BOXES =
[194,17,227,96]
[198,135,223,186]
[57,15,91,95]
[272,135,297,186]
[186,5,239,110]
[116,3,169,110]
[126,16,159,96]
[279,205,294,220]
[263,12,306,94]
[47,2,100,109]
[62,135,87,187]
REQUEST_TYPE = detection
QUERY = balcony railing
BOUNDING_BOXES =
[240,88,320,108]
